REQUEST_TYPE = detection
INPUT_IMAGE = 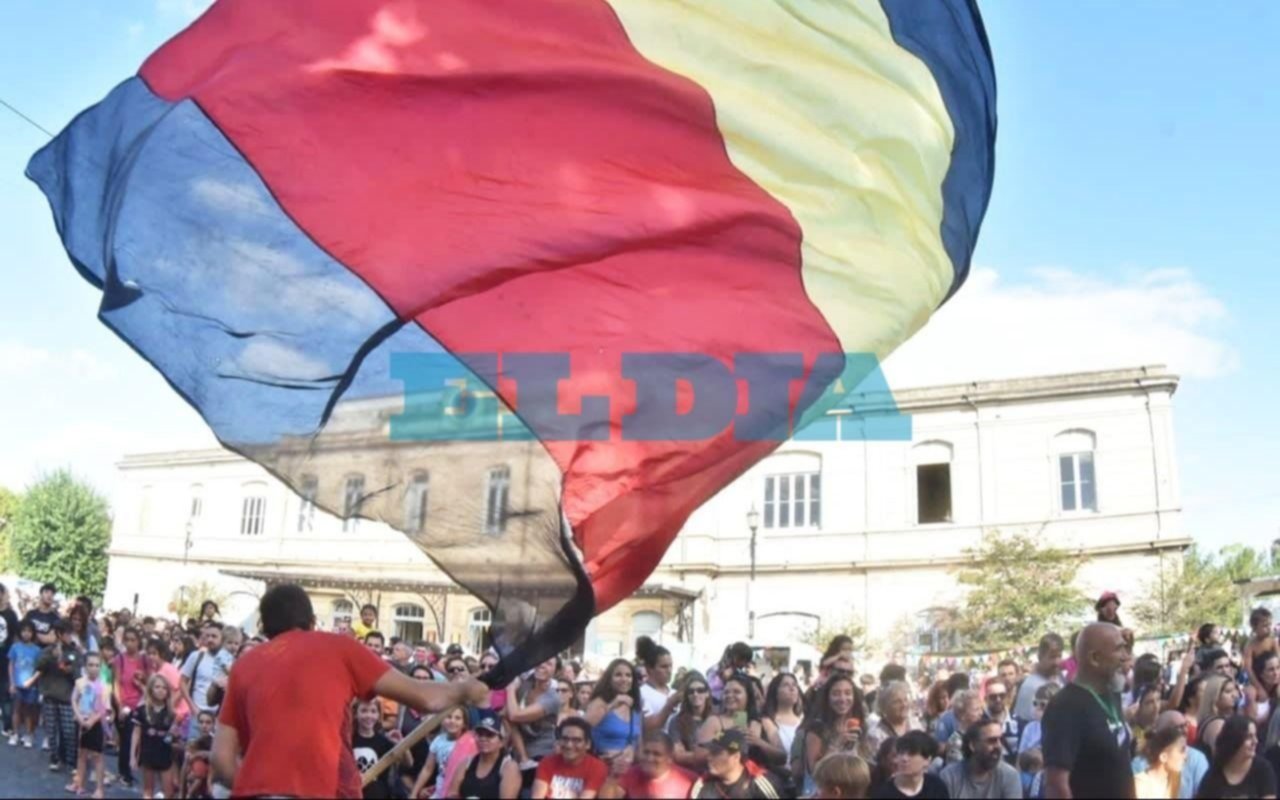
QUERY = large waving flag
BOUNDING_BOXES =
[28,0,995,683]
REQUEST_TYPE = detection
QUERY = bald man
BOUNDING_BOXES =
[1043,623,1135,799]
[1129,711,1208,799]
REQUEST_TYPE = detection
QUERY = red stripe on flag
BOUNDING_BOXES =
[141,0,842,611]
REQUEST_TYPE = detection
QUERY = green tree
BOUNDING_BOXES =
[1132,545,1273,634]
[953,530,1088,649]
[9,470,111,598]
[170,581,229,622]
[0,486,19,571]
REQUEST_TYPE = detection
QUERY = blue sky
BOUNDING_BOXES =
[0,1,1276,553]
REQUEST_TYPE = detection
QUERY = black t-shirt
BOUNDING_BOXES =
[691,770,782,799]
[869,774,950,799]
[352,732,394,800]
[1042,683,1135,799]
[23,608,60,640]
[131,705,176,769]
[1195,758,1278,800]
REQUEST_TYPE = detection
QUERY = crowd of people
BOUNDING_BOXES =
[5,581,1280,799]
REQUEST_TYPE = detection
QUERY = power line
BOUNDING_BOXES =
[0,96,54,138]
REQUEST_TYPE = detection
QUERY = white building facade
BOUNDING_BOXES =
[102,365,1189,666]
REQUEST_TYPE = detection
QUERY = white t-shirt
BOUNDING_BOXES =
[181,648,233,711]
[640,683,672,717]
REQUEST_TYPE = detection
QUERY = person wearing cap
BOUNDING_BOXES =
[447,708,521,799]
[691,728,780,799]
[1096,591,1123,627]
[532,717,608,799]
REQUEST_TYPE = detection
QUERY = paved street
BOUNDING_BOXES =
[0,736,139,800]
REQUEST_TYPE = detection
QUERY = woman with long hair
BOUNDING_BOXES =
[1198,675,1243,757]
[554,678,581,724]
[804,674,867,795]
[585,658,644,766]
[636,636,678,733]
[764,672,805,775]
[1197,716,1275,799]
[670,676,713,771]
[696,673,784,769]
[68,605,97,653]
[1247,653,1280,729]
[922,681,951,738]
[1133,724,1187,800]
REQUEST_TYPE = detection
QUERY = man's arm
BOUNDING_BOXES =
[211,723,241,789]
[1043,766,1072,800]
[371,669,488,713]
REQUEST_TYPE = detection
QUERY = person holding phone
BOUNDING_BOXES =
[803,674,868,796]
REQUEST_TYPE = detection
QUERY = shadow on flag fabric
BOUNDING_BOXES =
[27,0,996,685]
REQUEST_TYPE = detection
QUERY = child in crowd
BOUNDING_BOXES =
[97,638,119,752]
[354,698,404,800]
[8,619,42,747]
[181,711,216,799]
[813,752,872,799]
[411,706,468,799]
[1243,608,1279,689]
[36,620,84,773]
[132,674,177,800]
[70,651,110,798]
[1018,748,1044,799]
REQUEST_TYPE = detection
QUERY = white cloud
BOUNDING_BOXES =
[233,339,331,382]
[0,342,50,376]
[191,177,272,217]
[881,267,1237,388]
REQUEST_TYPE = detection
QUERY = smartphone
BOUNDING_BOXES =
[734,711,748,729]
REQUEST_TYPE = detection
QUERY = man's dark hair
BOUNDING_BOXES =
[146,637,171,662]
[76,595,93,611]
[642,730,675,754]
[1251,608,1273,628]
[365,630,385,644]
[201,620,223,633]
[727,642,753,665]
[961,719,1001,760]
[361,603,378,615]
[40,582,56,594]
[1038,633,1065,658]
[945,672,970,695]
[1133,654,1162,688]
[1199,648,1229,671]
[997,658,1017,671]
[142,616,156,626]
[1198,623,1217,645]
[879,663,907,685]
[52,619,70,635]
[556,716,593,744]
[258,584,315,639]
[894,730,937,759]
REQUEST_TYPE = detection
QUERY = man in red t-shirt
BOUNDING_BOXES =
[533,717,609,799]
[611,731,695,799]
[212,584,488,798]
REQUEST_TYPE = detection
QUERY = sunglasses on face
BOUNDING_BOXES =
[448,666,468,674]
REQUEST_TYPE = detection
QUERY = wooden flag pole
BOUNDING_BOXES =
[361,709,446,789]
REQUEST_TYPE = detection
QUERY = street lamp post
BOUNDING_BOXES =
[180,517,194,617]
[746,505,760,640]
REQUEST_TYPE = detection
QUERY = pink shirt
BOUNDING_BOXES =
[157,662,190,720]
[114,651,148,709]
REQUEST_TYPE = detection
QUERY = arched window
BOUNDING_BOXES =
[484,467,510,535]
[1053,430,1098,513]
[404,472,429,534]
[240,482,268,536]
[188,484,203,522]
[630,611,663,644]
[761,452,822,530]
[342,474,365,533]
[297,475,318,533]
[394,603,425,644]
[331,599,354,631]
[138,486,154,534]
[467,607,492,655]
[913,441,953,525]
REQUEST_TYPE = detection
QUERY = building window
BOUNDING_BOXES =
[484,467,509,535]
[342,475,365,533]
[404,473,429,534]
[138,486,153,534]
[331,599,354,631]
[297,475,318,533]
[763,473,821,529]
[240,495,266,536]
[631,611,663,644]
[394,603,425,644]
[916,464,952,524]
[1060,452,1097,512]
[468,607,492,655]
[189,485,203,522]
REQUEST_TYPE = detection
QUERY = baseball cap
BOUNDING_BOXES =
[474,709,502,735]
[1096,591,1121,609]
[705,728,745,755]
[446,643,464,656]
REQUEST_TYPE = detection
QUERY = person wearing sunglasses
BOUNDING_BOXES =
[532,717,608,799]
[672,679,714,771]
[447,709,520,800]
[940,720,1022,799]
[980,677,1019,766]
[1015,682,1059,757]
[556,679,583,725]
